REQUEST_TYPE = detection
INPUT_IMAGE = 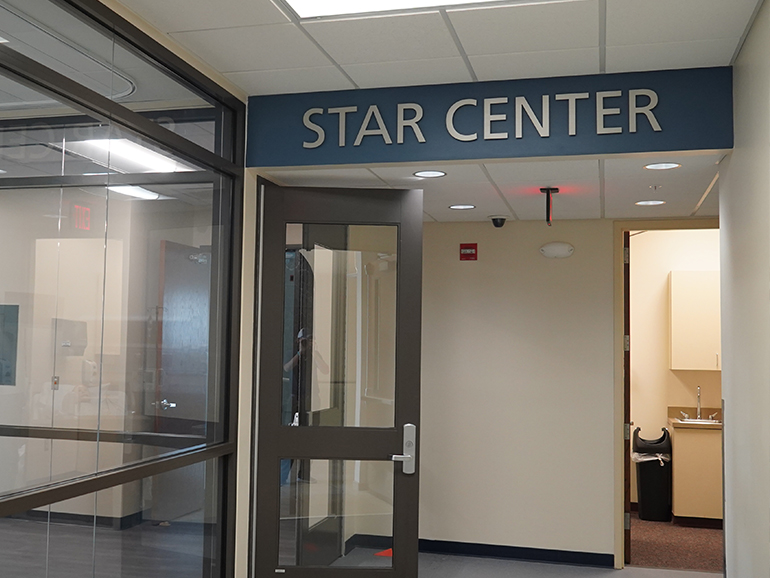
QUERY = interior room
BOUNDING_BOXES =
[628,228,723,572]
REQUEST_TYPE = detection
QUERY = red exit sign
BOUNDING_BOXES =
[74,205,91,230]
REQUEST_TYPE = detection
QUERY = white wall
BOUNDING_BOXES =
[420,219,615,556]
[721,0,770,573]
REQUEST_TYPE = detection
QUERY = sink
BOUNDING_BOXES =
[674,418,721,425]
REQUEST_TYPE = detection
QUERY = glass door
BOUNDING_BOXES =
[255,182,423,577]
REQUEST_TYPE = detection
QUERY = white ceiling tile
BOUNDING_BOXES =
[225,67,353,95]
[424,184,512,222]
[607,0,758,46]
[606,39,737,73]
[503,185,600,221]
[485,159,600,186]
[344,57,471,89]
[303,12,459,64]
[260,168,387,188]
[447,1,599,55]
[118,0,289,32]
[485,159,600,220]
[470,48,600,82]
[603,153,722,219]
[695,183,719,217]
[371,163,490,188]
[170,24,330,73]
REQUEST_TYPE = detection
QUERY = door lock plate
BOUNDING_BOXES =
[391,423,417,474]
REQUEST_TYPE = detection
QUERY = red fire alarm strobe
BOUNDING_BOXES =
[460,243,478,261]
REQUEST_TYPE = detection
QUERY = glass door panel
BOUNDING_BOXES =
[279,459,394,568]
[282,224,398,429]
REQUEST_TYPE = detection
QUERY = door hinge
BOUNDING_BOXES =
[623,247,630,264]
[624,512,631,530]
[624,335,630,352]
[624,423,631,440]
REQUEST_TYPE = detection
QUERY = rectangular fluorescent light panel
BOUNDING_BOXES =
[287,0,502,18]
[108,185,160,200]
[82,139,195,173]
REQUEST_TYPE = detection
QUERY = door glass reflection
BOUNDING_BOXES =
[279,459,393,568]
[282,224,397,428]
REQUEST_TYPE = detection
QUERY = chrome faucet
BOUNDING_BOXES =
[697,385,702,420]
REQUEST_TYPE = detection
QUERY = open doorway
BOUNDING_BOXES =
[626,228,724,572]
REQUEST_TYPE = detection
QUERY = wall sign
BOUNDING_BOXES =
[460,243,478,261]
[247,67,732,168]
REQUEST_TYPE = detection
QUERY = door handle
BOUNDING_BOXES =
[152,399,177,411]
[391,423,416,475]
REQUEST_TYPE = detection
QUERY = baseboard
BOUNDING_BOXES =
[12,509,144,530]
[345,534,392,554]
[418,539,614,568]
[672,515,723,529]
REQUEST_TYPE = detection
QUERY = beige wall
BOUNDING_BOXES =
[721,0,770,572]
[629,229,721,502]
[420,219,615,556]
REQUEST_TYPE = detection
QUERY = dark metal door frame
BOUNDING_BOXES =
[253,180,423,577]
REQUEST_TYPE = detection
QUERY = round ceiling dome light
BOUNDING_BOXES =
[635,200,666,206]
[414,170,446,178]
[644,163,681,170]
[449,204,475,210]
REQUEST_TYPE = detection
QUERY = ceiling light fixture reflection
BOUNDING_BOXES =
[287,0,506,18]
[449,204,475,210]
[644,163,681,170]
[108,185,160,200]
[635,200,666,206]
[82,139,194,173]
[0,37,8,44]
[414,170,446,178]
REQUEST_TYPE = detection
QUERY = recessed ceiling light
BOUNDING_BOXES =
[635,200,666,206]
[0,169,6,174]
[644,163,681,170]
[449,204,475,210]
[286,0,503,18]
[414,170,446,178]
[0,37,9,44]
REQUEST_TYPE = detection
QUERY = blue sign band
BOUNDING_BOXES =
[247,67,733,168]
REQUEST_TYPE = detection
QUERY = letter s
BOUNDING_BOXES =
[303,108,325,149]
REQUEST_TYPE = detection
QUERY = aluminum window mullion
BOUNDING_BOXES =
[0,442,234,519]
[0,171,217,190]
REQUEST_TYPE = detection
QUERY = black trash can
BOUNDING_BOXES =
[633,427,672,522]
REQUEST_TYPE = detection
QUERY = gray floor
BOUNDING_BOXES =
[418,553,719,577]
[334,548,718,577]
[0,518,719,578]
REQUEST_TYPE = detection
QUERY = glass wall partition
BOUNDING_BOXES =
[0,0,244,576]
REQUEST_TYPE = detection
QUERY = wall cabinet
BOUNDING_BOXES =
[669,271,721,371]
